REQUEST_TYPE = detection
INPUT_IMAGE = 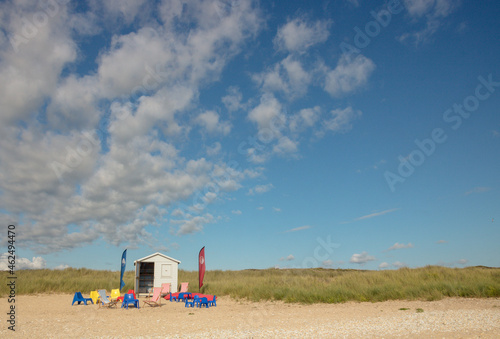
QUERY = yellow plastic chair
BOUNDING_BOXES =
[90,290,100,304]
[110,289,121,301]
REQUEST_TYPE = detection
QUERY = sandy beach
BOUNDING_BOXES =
[1,294,499,338]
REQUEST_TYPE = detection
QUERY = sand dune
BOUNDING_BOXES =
[1,294,499,338]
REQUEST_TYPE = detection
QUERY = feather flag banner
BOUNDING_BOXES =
[199,246,205,290]
[120,249,127,291]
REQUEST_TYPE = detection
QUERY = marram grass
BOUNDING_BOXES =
[1,268,135,297]
[1,266,499,303]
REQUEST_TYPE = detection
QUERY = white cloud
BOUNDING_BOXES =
[379,262,390,269]
[353,208,399,221]
[222,86,244,112]
[248,93,284,133]
[273,136,299,155]
[97,1,262,99]
[281,57,311,96]
[280,254,295,261]
[0,127,100,216]
[464,186,491,196]
[0,0,267,254]
[231,210,242,215]
[171,213,215,235]
[324,55,375,97]
[248,183,274,195]
[244,148,269,164]
[253,56,311,99]
[346,0,360,7]
[379,261,407,269]
[254,63,287,93]
[245,93,304,163]
[320,106,362,135]
[0,253,46,270]
[284,225,311,233]
[0,2,76,127]
[206,142,222,156]
[386,242,414,251]
[274,17,331,53]
[350,251,376,264]
[289,106,321,133]
[195,110,232,135]
[393,261,407,268]
[46,75,101,130]
[114,86,194,142]
[436,240,448,244]
[100,0,149,24]
[171,209,185,217]
[404,0,436,17]
[244,168,265,179]
[401,0,459,44]
[273,207,281,212]
[322,259,334,267]
[54,264,70,270]
[437,259,470,267]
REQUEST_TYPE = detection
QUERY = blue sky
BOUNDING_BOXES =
[0,0,499,272]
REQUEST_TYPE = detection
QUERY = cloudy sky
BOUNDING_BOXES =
[0,0,499,271]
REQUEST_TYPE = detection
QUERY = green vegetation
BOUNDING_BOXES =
[1,266,499,304]
[1,268,135,297]
[416,308,424,313]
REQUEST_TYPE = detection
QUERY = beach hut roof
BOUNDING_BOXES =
[133,252,181,265]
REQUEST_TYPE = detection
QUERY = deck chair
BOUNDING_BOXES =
[143,287,162,307]
[97,289,117,308]
[89,290,99,304]
[179,282,189,293]
[110,289,121,300]
[72,292,93,305]
[160,283,171,297]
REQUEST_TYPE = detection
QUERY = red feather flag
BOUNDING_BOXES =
[199,246,205,290]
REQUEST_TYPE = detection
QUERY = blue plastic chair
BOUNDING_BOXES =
[178,292,191,302]
[209,295,217,307]
[198,297,209,308]
[72,292,93,305]
[168,292,177,302]
[193,295,200,307]
[121,293,140,309]
[185,297,195,307]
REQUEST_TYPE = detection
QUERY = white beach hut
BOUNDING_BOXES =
[134,252,181,296]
